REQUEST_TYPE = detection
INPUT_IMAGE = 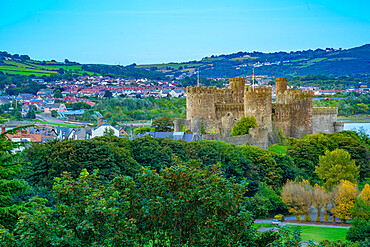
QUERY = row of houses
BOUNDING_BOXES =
[2,121,128,152]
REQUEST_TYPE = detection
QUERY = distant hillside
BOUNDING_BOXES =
[0,52,166,80]
[137,44,370,78]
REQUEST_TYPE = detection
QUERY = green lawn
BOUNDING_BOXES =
[297,225,348,242]
[253,223,348,243]
[29,120,80,127]
[268,144,288,155]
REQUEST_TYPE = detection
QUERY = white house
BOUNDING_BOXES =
[92,123,119,138]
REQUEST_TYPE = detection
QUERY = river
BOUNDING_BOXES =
[344,123,370,133]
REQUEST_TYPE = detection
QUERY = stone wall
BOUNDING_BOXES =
[244,86,272,132]
[272,103,291,137]
[312,107,340,134]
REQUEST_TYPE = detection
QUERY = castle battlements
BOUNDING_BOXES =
[186,86,218,95]
[244,86,272,95]
[313,107,338,114]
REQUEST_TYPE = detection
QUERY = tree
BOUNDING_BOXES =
[230,115,257,136]
[50,110,58,118]
[1,160,266,246]
[351,184,370,221]
[104,90,113,98]
[133,126,155,134]
[13,111,22,120]
[151,116,173,132]
[332,180,359,223]
[312,184,329,222]
[53,89,63,98]
[0,126,29,230]
[57,68,64,74]
[281,180,313,221]
[25,110,36,119]
[103,128,114,137]
[0,170,139,246]
[315,149,359,190]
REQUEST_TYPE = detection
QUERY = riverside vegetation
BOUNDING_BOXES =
[0,125,369,245]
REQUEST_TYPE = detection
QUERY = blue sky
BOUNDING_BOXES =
[1,0,369,65]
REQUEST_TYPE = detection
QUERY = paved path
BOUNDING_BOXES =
[255,218,350,229]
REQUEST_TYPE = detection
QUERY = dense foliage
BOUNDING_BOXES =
[0,161,267,246]
[90,97,186,122]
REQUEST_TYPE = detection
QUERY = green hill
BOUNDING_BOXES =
[136,44,370,78]
[0,52,166,80]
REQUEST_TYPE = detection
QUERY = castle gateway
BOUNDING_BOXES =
[174,77,343,149]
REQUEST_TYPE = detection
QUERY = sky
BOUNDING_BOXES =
[0,0,369,65]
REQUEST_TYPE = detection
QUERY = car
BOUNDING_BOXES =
[272,219,281,225]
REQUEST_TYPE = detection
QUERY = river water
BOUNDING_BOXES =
[344,123,370,133]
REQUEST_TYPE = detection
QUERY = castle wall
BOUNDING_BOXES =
[215,103,244,120]
[272,103,291,137]
[244,86,272,132]
[275,77,288,104]
[173,119,191,132]
[312,107,340,134]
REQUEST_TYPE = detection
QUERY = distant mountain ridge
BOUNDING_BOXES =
[137,44,370,78]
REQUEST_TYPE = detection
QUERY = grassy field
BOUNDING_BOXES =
[29,120,80,127]
[268,144,288,155]
[338,115,370,123]
[0,59,94,76]
[253,223,348,243]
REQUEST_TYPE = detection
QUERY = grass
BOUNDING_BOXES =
[29,120,80,127]
[338,115,370,123]
[253,223,348,243]
[297,225,348,242]
[268,144,288,155]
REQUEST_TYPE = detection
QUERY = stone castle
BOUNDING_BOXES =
[174,77,343,149]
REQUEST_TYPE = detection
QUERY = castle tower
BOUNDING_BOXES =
[229,78,246,103]
[275,77,288,104]
[186,86,217,120]
[286,89,313,138]
[244,86,272,132]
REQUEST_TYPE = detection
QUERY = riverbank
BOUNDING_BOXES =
[339,115,370,123]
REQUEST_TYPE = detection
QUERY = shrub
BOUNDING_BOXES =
[274,214,285,222]
[346,219,370,243]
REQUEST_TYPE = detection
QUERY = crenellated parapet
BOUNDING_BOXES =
[312,107,338,115]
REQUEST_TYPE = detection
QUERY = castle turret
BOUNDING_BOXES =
[244,86,272,132]
[229,78,246,103]
[275,77,288,104]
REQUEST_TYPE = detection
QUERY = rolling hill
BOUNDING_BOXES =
[136,44,370,79]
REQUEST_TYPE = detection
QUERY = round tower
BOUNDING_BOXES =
[275,77,288,104]
[275,77,288,93]
[229,78,246,103]
[244,86,272,132]
[186,86,216,120]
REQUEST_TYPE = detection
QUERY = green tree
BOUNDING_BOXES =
[23,139,140,188]
[53,89,63,98]
[50,110,58,118]
[151,116,174,132]
[103,90,113,98]
[230,115,258,136]
[13,111,22,120]
[315,149,359,189]
[0,170,139,246]
[25,110,36,119]
[133,126,155,134]
[0,126,29,230]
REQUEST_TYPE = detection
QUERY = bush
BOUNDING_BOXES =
[346,219,370,243]
[230,115,257,136]
[316,239,359,247]
[274,214,285,222]
[255,230,279,246]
